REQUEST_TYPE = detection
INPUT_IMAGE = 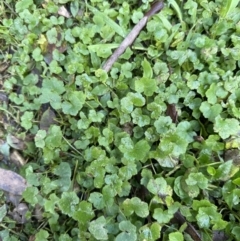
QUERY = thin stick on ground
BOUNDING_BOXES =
[102,1,164,73]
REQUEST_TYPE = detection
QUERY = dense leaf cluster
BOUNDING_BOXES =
[1,0,240,240]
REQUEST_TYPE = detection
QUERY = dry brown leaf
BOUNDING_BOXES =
[0,92,8,102]
[213,231,228,241]
[0,168,27,196]
[29,236,35,241]
[40,108,56,131]
[44,32,67,64]
[0,62,9,73]
[10,150,26,166]
[7,134,26,150]
[58,6,70,18]
[9,203,29,224]
[166,104,178,123]
[122,122,134,135]
[34,204,43,221]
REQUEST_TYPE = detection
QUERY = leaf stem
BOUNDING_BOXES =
[0,224,26,238]
[0,106,19,123]
[199,162,221,168]
[62,136,83,156]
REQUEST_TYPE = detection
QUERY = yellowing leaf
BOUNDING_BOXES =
[37,34,48,52]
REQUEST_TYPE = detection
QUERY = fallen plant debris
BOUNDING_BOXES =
[0,168,27,206]
[0,168,27,196]
[102,1,164,72]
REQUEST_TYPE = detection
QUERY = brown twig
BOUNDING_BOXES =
[102,1,164,72]
[173,211,202,241]
[159,195,202,241]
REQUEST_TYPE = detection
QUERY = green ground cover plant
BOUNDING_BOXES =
[1,0,240,240]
